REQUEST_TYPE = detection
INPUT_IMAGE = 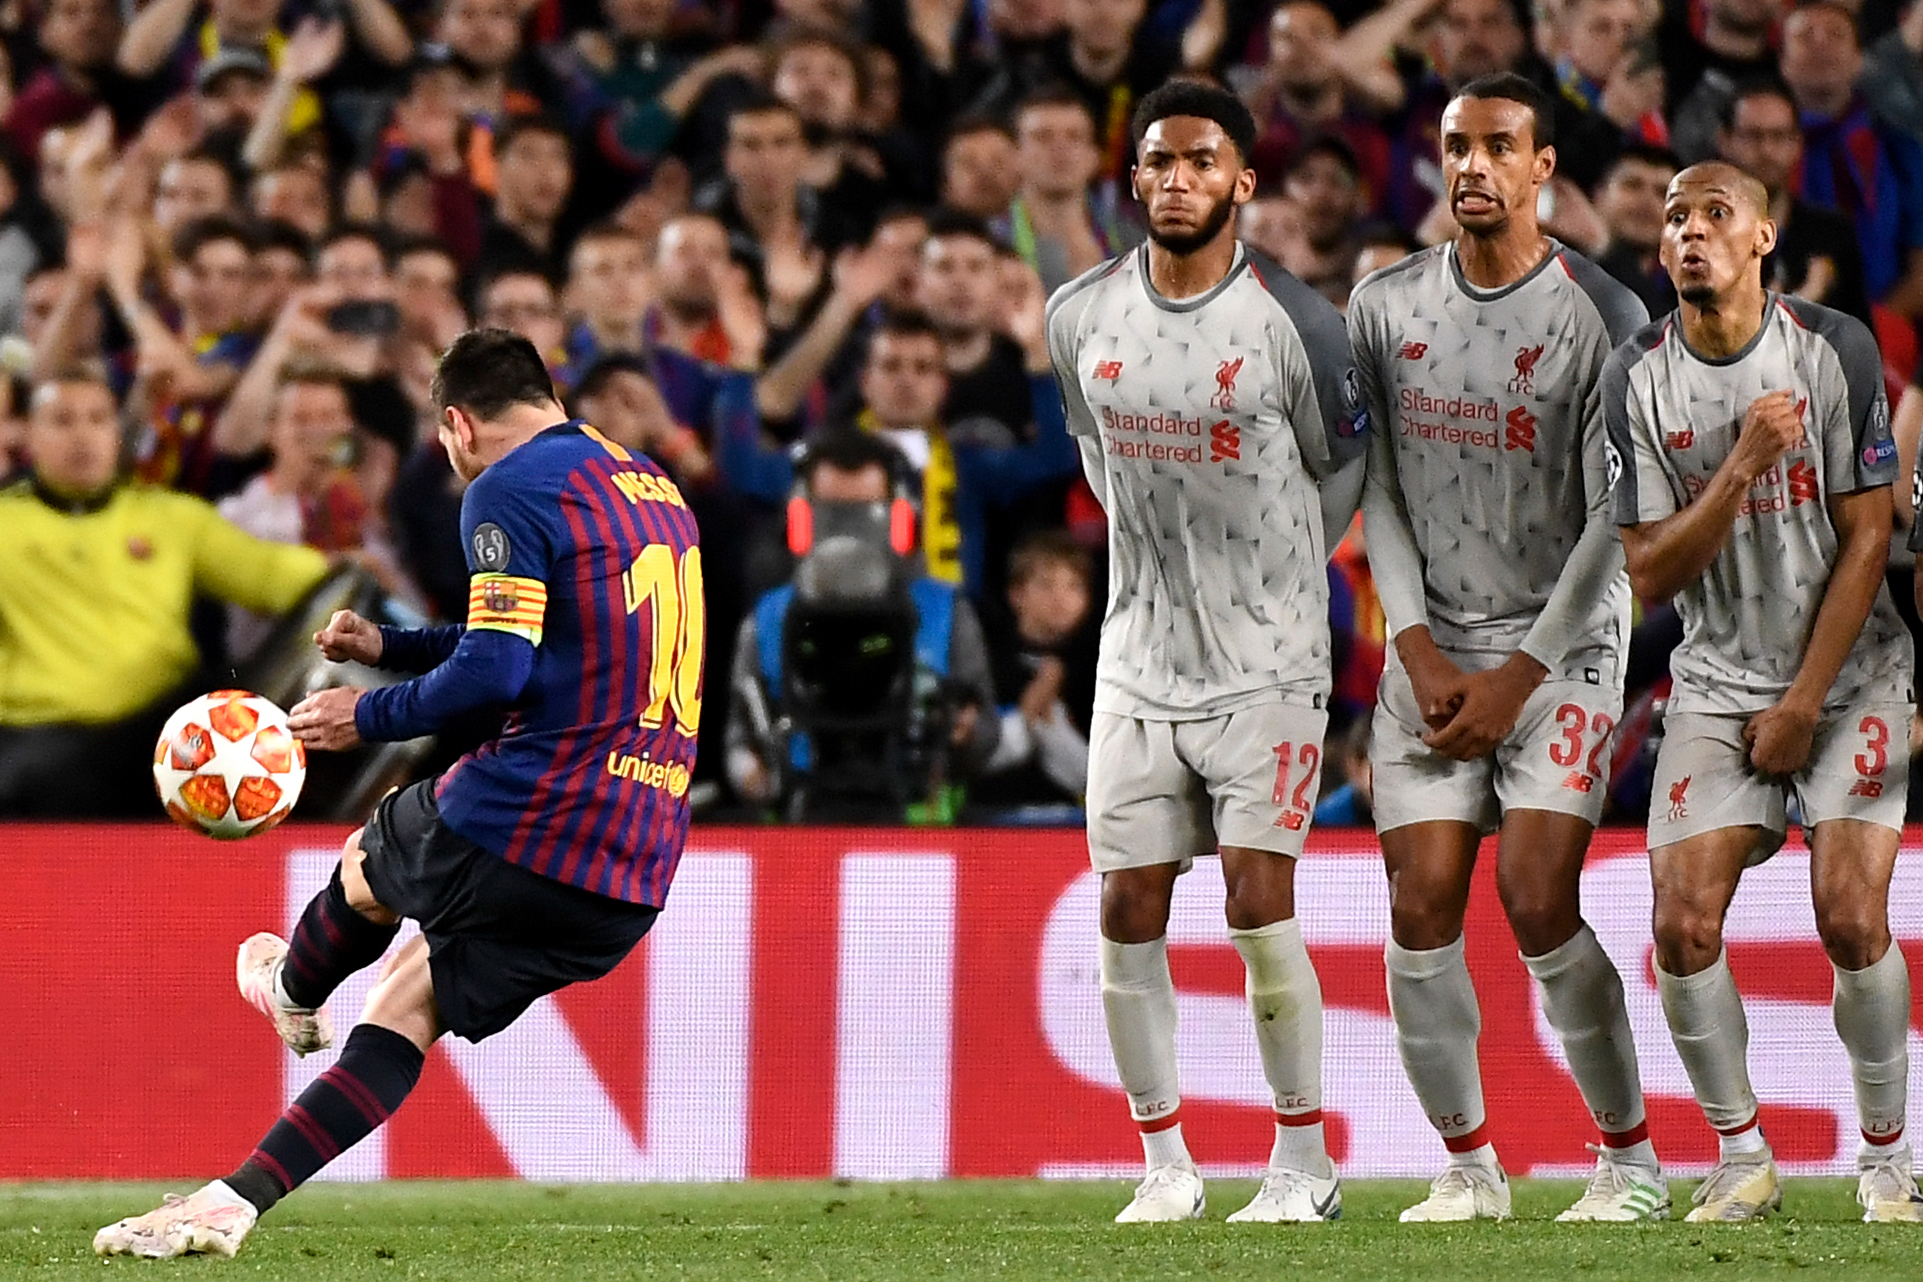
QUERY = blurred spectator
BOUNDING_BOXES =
[769,26,895,241]
[248,161,332,240]
[1243,0,1404,212]
[1281,133,1367,308]
[1552,0,1666,144]
[477,113,575,283]
[1863,0,1923,144]
[715,307,1073,595]
[1350,226,1422,292]
[971,0,1175,185]
[641,212,763,370]
[917,211,1050,447]
[1658,0,1784,164]
[572,350,715,487]
[248,219,314,326]
[476,267,568,374]
[1593,141,1680,318]
[557,0,764,183]
[0,366,329,816]
[1715,78,1874,326]
[725,430,998,819]
[1312,716,1374,826]
[1239,187,1314,272]
[216,364,412,657]
[121,214,258,496]
[994,85,1133,294]
[939,113,1020,220]
[974,530,1095,811]
[1777,1,1923,315]
[4,0,141,164]
[696,91,855,339]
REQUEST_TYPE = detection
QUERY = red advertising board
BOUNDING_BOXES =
[2,825,1918,1181]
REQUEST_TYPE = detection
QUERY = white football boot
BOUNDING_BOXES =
[1857,1145,1923,1223]
[1226,1167,1342,1223]
[1685,1147,1781,1223]
[1556,1145,1671,1222]
[94,1182,258,1259]
[1399,1161,1513,1222]
[1114,1162,1206,1223]
[237,932,333,1056]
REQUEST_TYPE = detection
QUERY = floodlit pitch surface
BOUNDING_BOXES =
[5,1180,1922,1280]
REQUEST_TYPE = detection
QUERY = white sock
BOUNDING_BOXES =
[1230,918,1331,1178]
[1522,924,1653,1168]
[1386,936,1489,1153]
[1100,936,1189,1170]
[1834,942,1912,1157]
[1142,1121,1188,1169]
[1656,951,1762,1145]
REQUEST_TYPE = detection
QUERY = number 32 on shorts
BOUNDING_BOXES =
[1546,703,1614,789]
[621,545,705,733]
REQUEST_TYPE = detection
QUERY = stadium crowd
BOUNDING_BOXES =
[3,0,1923,823]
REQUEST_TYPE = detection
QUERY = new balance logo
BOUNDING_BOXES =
[1093,360,1123,380]
[1398,341,1428,360]
[1562,771,1594,793]
[1505,405,1537,453]
[1665,429,1694,450]
[1851,779,1885,798]
[1274,809,1306,831]
[1210,419,1241,462]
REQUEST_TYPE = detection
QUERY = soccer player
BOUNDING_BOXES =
[1346,72,1661,1223]
[1048,81,1368,1224]
[93,329,705,1259]
[1608,161,1922,1224]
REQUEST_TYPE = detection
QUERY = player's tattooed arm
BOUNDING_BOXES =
[1746,484,1895,775]
[1619,390,1805,602]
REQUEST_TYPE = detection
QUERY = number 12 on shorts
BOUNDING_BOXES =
[1272,741,1319,830]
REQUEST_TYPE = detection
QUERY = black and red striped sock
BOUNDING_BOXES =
[225,1025,425,1214]
[280,865,399,1010]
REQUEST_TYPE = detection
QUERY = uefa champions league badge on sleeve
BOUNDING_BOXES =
[1339,367,1368,438]
[472,522,511,571]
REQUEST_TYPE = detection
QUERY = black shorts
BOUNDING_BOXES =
[358,780,658,1042]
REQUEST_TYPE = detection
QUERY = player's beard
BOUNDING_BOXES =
[1678,281,1716,306]
[1146,192,1237,255]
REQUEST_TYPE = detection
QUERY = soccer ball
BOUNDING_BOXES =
[153,690,307,839]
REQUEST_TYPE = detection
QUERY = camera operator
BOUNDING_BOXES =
[724,431,998,821]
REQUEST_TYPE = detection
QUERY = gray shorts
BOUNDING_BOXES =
[1372,663,1620,835]
[1646,705,1909,858]
[1085,702,1329,872]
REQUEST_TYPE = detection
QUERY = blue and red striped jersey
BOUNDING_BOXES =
[436,419,703,907]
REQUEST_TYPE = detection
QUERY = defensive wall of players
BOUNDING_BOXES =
[5,826,1921,1183]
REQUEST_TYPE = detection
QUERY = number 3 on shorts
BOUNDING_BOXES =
[1546,703,1615,781]
[1856,716,1890,777]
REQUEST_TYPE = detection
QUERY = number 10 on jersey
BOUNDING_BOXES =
[622,544,705,733]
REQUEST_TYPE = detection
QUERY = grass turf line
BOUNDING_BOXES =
[3,1179,1921,1281]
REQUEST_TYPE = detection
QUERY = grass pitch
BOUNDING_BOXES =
[4,1179,1921,1281]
